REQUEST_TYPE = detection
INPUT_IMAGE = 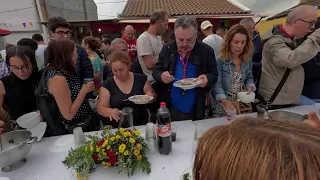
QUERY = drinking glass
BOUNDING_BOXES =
[118,107,133,129]
[226,109,236,121]
[256,104,267,119]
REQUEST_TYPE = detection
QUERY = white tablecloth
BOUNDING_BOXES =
[0,105,317,180]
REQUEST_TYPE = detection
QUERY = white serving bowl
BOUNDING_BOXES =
[237,92,255,104]
[16,112,41,130]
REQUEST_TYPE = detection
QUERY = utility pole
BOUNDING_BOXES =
[83,0,88,20]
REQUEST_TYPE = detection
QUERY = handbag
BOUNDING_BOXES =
[35,66,67,136]
[67,115,96,134]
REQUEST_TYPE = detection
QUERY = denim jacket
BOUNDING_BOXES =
[212,57,256,101]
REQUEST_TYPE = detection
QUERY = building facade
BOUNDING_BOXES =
[0,0,97,48]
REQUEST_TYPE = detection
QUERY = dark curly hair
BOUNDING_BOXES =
[47,17,71,32]
[83,36,101,52]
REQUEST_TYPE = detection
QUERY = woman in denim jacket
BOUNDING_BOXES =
[212,24,256,112]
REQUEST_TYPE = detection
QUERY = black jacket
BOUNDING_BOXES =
[302,53,320,99]
[152,41,218,120]
[44,44,93,84]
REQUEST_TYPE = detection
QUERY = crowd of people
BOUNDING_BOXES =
[0,4,320,179]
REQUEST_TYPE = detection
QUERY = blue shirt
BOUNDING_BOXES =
[171,54,197,113]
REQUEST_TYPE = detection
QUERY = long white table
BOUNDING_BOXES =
[0,105,317,180]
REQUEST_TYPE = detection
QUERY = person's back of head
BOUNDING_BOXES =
[240,18,255,35]
[285,5,318,38]
[32,33,44,44]
[17,38,38,52]
[110,38,128,53]
[47,39,76,73]
[194,117,320,180]
[5,43,14,52]
[102,34,112,41]
[83,36,101,53]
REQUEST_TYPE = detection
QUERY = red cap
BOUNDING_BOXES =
[160,102,166,108]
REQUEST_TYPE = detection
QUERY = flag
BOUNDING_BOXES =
[29,22,33,28]
[22,23,26,28]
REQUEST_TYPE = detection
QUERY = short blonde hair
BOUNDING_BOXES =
[194,117,320,180]
[219,24,253,63]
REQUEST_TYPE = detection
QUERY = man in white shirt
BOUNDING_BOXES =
[201,20,223,57]
[32,33,47,69]
[137,9,169,84]
[136,9,169,121]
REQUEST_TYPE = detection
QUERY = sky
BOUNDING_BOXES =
[94,0,301,20]
[93,0,127,19]
[235,0,300,16]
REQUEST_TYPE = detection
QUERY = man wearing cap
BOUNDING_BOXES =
[201,20,223,57]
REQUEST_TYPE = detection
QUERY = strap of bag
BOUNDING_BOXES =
[268,68,291,105]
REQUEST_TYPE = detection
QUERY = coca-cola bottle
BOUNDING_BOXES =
[156,102,172,155]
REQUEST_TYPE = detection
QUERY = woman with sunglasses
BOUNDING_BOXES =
[0,45,40,123]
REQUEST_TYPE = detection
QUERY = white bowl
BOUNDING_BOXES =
[237,92,255,104]
[16,112,41,129]
[29,122,47,141]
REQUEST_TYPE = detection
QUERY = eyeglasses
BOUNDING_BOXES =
[176,38,196,45]
[10,65,30,72]
[298,19,316,29]
[55,31,73,36]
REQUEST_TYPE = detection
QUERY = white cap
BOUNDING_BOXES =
[200,20,213,30]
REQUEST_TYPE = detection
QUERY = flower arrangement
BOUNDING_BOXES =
[62,128,151,180]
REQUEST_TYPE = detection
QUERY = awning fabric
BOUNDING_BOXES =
[0,28,11,36]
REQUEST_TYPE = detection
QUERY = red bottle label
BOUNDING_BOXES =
[157,123,172,137]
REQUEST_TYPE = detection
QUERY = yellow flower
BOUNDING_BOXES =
[116,135,121,139]
[96,147,100,152]
[106,162,111,166]
[126,131,132,137]
[124,150,129,156]
[103,152,107,156]
[90,145,94,152]
[129,138,135,144]
[119,144,126,153]
[102,162,106,165]
[77,173,88,180]
[102,140,108,148]
[119,128,125,133]
[137,155,142,161]
[133,149,140,156]
[134,130,141,136]
[136,143,142,150]
[110,137,115,141]
[107,146,111,150]
[102,149,105,153]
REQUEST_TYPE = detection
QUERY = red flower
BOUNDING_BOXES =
[107,151,115,158]
[107,156,118,166]
[96,140,104,147]
[92,154,99,162]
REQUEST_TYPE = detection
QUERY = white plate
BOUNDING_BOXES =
[0,177,10,180]
[29,122,47,141]
[48,135,75,153]
[180,167,193,180]
[128,95,154,105]
[173,78,203,90]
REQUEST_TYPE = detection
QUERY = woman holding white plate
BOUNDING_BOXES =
[212,24,256,116]
[97,51,156,128]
